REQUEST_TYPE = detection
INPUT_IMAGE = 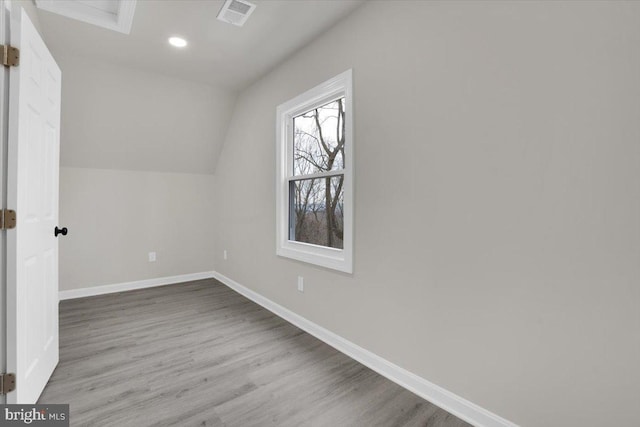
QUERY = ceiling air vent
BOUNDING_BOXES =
[217,0,256,27]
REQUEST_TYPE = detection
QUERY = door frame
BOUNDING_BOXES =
[0,0,10,406]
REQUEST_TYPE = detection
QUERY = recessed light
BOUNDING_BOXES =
[168,37,187,48]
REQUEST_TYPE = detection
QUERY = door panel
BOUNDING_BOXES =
[6,8,61,404]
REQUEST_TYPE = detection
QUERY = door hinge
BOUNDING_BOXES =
[2,45,19,67]
[1,373,16,395]
[1,209,17,230]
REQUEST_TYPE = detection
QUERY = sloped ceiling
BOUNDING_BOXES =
[36,0,365,91]
[34,0,364,174]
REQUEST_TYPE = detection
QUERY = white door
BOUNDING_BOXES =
[6,8,62,404]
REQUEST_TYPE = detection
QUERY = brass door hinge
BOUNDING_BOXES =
[1,373,16,395]
[1,209,16,230]
[2,45,19,67]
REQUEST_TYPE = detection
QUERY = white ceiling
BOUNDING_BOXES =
[36,0,365,91]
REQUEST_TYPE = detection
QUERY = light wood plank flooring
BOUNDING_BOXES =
[39,279,471,427]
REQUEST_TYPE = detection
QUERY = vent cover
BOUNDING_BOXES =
[217,0,256,27]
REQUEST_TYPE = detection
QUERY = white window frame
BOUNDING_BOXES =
[275,70,353,273]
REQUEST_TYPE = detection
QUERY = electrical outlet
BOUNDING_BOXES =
[148,252,156,262]
[297,276,304,292]
[223,250,227,260]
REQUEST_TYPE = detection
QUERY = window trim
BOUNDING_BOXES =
[275,69,353,273]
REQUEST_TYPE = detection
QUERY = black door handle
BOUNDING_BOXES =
[55,226,67,237]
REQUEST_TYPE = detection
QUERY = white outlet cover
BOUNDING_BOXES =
[148,252,156,262]
[297,276,304,292]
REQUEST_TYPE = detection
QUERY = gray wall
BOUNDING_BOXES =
[59,168,216,290]
[55,56,232,290]
[57,55,235,173]
[213,1,640,426]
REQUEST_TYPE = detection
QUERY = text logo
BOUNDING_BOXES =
[0,405,69,427]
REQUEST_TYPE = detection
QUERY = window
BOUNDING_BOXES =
[276,70,353,273]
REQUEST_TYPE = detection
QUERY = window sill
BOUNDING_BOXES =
[277,243,352,274]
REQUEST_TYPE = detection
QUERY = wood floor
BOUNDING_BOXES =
[39,279,471,427]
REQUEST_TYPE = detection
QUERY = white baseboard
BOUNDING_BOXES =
[212,271,518,427]
[58,271,216,300]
